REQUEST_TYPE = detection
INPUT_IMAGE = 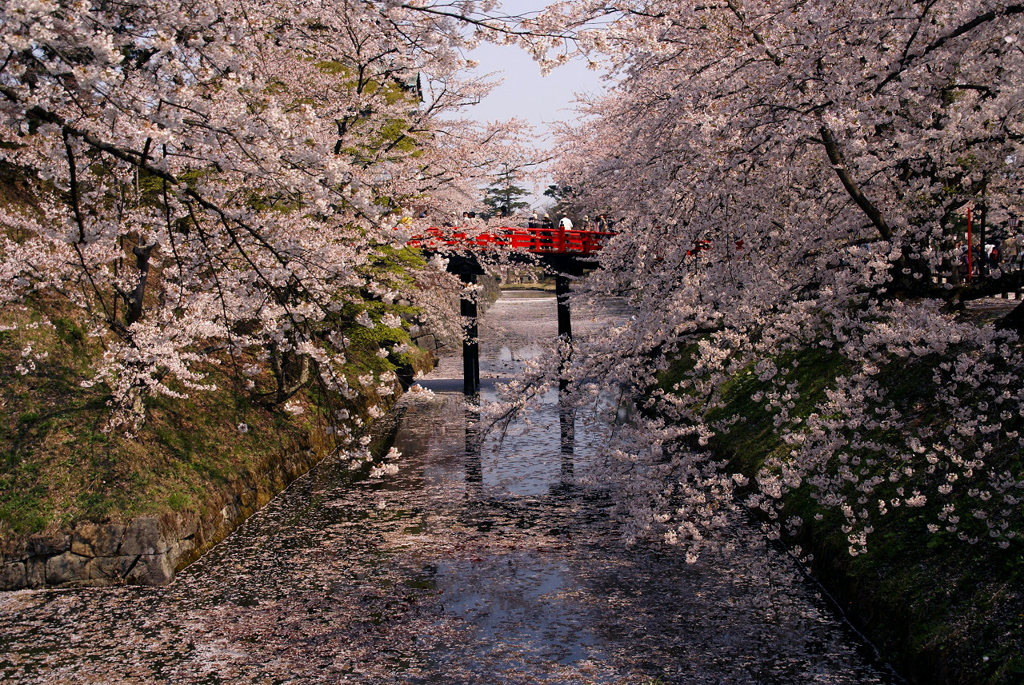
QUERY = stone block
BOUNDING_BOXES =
[0,562,27,589]
[26,559,45,588]
[413,334,436,351]
[72,522,126,557]
[177,514,199,540]
[85,555,136,581]
[168,537,194,566]
[0,538,29,560]
[120,517,170,556]
[45,552,89,585]
[126,554,174,586]
[27,533,69,557]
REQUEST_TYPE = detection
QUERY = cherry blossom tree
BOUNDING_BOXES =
[531,0,1024,556]
[0,0,541,432]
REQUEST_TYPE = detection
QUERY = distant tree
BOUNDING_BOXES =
[543,183,576,220]
[482,166,531,217]
[543,184,570,200]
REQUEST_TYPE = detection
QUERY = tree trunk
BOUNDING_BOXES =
[126,243,154,326]
[270,345,311,405]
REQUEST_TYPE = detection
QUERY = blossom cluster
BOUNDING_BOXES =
[0,0,531,432]
[527,0,1024,557]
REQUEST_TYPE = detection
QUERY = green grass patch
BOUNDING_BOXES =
[0,292,432,544]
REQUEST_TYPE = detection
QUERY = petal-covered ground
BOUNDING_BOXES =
[0,292,897,683]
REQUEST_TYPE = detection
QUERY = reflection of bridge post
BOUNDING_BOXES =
[559,400,575,485]
[464,403,482,497]
[555,268,575,484]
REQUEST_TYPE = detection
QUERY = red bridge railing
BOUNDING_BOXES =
[406,226,616,256]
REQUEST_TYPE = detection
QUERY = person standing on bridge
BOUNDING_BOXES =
[559,216,574,230]
[1002,233,1019,271]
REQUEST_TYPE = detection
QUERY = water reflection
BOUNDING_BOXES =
[0,290,898,684]
[558,401,575,487]
[464,404,482,497]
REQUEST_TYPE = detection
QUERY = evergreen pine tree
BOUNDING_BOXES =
[481,165,530,218]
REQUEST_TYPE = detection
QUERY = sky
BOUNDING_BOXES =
[463,2,609,209]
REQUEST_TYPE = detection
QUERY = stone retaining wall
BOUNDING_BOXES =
[0,448,322,590]
[1,297,430,591]
[0,515,196,588]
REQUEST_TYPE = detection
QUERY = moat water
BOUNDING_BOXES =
[0,290,898,683]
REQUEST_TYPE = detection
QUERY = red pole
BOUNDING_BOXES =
[967,206,973,282]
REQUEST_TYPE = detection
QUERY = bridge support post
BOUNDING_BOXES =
[460,273,480,395]
[555,273,572,341]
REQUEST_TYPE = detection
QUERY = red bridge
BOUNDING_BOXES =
[405,225,616,395]
[407,226,615,256]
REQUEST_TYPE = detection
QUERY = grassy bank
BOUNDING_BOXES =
[659,344,1024,685]
[0,294,433,555]
[0,160,440,556]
